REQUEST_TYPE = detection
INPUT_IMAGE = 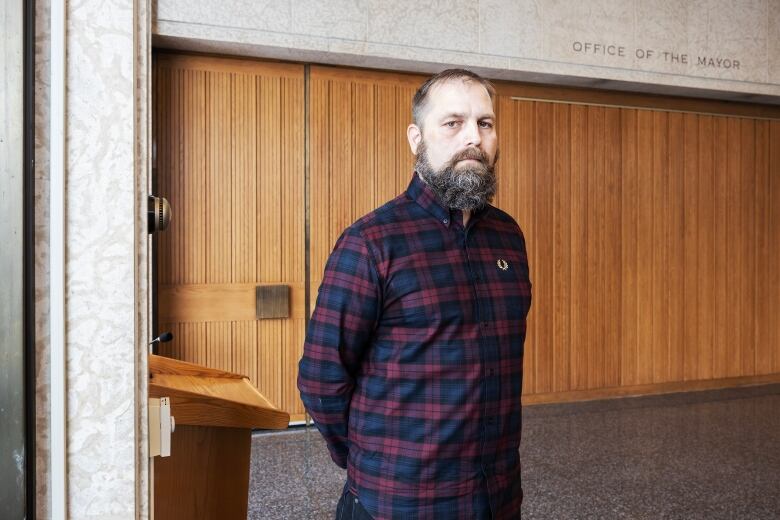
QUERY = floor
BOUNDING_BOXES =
[248,384,780,519]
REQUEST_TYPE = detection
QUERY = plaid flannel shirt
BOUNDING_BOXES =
[298,172,532,519]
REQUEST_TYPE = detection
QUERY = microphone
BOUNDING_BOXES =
[149,332,173,345]
[148,331,174,354]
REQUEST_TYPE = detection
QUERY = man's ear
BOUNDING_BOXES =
[407,124,422,155]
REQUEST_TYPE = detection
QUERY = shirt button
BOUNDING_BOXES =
[482,322,489,328]
[443,218,449,224]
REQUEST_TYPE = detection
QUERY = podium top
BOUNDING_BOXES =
[149,355,289,430]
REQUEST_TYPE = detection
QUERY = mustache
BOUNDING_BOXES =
[450,147,489,165]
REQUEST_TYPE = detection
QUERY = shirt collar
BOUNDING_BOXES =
[406,171,490,229]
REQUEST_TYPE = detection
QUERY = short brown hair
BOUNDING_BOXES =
[412,69,496,127]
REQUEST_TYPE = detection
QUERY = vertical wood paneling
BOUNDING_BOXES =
[187,70,207,286]
[620,109,638,387]
[155,55,305,419]
[740,119,756,376]
[636,109,654,385]
[587,106,605,389]
[233,73,257,284]
[667,112,684,382]
[208,72,232,285]
[726,118,742,378]
[233,321,258,386]
[455,86,774,397]
[696,116,715,380]
[352,83,376,215]
[375,85,398,205]
[282,76,306,415]
[156,67,172,287]
[257,75,283,411]
[330,81,352,247]
[258,76,282,285]
[552,103,571,392]
[754,120,770,375]
[207,322,232,372]
[569,104,588,390]
[604,107,622,388]
[770,121,780,374]
[517,101,536,394]
[310,78,330,301]
[534,102,554,393]
[712,117,729,379]
[509,101,776,394]
[494,97,515,215]
[396,87,416,195]
[683,113,699,382]
[652,111,669,384]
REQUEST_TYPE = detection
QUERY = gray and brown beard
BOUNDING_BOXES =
[415,140,499,212]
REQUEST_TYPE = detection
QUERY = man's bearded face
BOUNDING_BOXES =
[415,139,499,212]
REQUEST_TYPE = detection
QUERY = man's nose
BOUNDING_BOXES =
[462,120,482,148]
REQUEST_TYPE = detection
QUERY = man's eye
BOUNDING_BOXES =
[479,121,493,128]
[444,121,459,128]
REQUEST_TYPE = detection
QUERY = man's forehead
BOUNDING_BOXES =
[426,79,494,115]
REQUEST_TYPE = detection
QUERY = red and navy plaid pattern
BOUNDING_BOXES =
[298,172,532,519]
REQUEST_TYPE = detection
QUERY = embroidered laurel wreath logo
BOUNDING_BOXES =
[496,259,509,271]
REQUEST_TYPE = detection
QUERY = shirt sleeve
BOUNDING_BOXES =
[297,226,381,468]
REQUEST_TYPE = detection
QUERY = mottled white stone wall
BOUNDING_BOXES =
[135,0,152,517]
[34,0,52,517]
[64,0,136,516]
[35,0,148,518]
[154,0,780,103]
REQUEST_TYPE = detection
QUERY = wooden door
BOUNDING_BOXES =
[154,54,306,421]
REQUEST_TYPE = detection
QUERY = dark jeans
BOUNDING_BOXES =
[335,485,374,520]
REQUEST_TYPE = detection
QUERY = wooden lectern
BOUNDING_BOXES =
[149,354,289,519]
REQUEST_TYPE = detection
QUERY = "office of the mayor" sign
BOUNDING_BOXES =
[571,41,741,70]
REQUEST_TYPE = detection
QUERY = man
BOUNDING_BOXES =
[298,69,532,519]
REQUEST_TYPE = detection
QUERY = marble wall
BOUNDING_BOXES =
[34,0,147,518]
[34,3,51,517]
[154,0,780,103]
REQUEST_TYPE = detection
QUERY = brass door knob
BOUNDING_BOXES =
[147,195,171,234]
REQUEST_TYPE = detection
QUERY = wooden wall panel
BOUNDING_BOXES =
[568,104,587,391]
[551,103,571,393]
[712,117,730,379]
[308,68,418,297]
[620,109,638,387]
[635,110,654,386]
[517,101,538,392]
[697,116,714,380]
[604,108,623,389]
[683,112,699,382]
[754,120,771,376]
[207,72,232,286]
[534,101,553,394]
[154,54,306,420]
[505,104,780,399]
[770,121,780,375]
[667,112,684,383]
